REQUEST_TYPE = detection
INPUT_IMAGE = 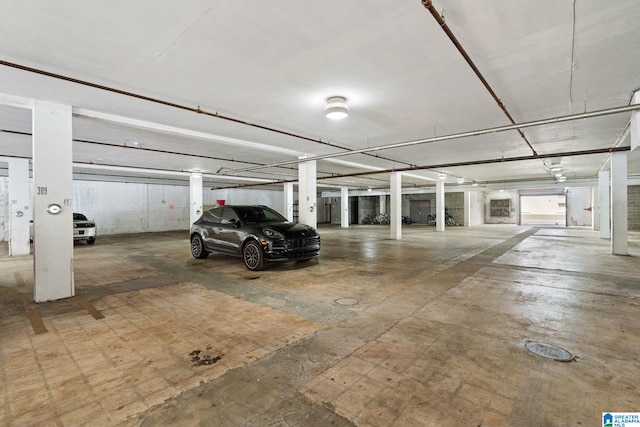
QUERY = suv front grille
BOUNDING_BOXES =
[286,235,320,249]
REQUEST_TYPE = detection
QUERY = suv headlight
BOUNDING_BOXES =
[263,229,284,239]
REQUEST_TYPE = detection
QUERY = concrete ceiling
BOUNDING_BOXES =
[0,0,639,191]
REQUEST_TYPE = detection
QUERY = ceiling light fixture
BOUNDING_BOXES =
[325,96,349,120]
[557,175,567,182]
[550,163,562,173]
[437,173,447,180]
[472,181,479,187]
[456,177,465,184]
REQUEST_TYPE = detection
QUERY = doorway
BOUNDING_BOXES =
[350,199,359,225]
[409,200,431,224]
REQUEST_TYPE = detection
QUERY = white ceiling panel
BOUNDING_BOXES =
[0,0,638,191]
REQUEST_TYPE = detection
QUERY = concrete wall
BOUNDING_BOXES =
[402,192,465,224]
[630,185,640,230]
[358,196,377,224]
[485,190,519,224]
[73,181,189,235]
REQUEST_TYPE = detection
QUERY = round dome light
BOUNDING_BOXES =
[325,96,349,119]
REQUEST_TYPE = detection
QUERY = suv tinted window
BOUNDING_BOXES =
[236,206,286,223]
[221,207,240,224]
[202,208,223,224]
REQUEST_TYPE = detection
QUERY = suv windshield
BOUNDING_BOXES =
[235,206,287,223]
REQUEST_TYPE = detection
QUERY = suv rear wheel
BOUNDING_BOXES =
[191,234,209,259]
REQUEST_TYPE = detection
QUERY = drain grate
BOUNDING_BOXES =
[334,298,359,306]
[525,340,574,362]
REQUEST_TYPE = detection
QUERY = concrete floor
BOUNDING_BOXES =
[1,225,639,426]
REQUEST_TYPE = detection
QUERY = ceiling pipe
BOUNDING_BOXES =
[216,146,630,190]
[222,102,640,174]
[0,60,414,168]
[421,0,538,157]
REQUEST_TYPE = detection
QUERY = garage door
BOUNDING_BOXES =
[520,194,567,226]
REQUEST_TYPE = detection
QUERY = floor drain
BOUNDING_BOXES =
[334,298,359,306]
[525,341,574,362]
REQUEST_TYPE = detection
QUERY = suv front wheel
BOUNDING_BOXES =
[243,240,264,271]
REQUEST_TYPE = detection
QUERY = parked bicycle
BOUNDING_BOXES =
[372,212,390,225]
[426,212,456,226]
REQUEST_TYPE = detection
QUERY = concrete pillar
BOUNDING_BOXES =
[341,187,349,228]
[611,151,628,255]
[390,173,402,240]
[8,158,31,256]
[631,91,640,151]
[598,170,610,239]
[435,180,445,232]
[298,158,317,229]
[32,100,74,302]
[189,172,203,225]
[379,195,386,215]
[284,182,294,221]
[592,185,599,231]
[463,190,471,227]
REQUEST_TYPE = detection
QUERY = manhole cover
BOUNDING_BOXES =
[334,298,359,306]
[525,341,574,362]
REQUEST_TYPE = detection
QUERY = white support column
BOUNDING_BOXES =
[592,185,599,231]
[284,182,294,221]
[598,170,610,239]
[631,91,640,151]
[463,190,471,227]
[32,101,74,302]
[341,187,349,228]
[189,172,203,225]
[611,151,628,255]
[435,180,445,232]
[298,158,317,229]
[390,173,402,239]
[8,158,31,256]
[379,195,386,215]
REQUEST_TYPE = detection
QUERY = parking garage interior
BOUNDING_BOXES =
[1,2,640,426]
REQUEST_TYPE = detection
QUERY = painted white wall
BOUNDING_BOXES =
[0,176,8,240]
[73,181,189,235]
[208,188,290,216]
[566,187,593,226]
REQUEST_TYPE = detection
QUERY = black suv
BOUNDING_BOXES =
[190,205,321,270]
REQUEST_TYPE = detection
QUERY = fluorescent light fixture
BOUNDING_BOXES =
[437,173,447,180]
[325,96,349,119]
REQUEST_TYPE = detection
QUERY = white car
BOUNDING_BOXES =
[73,213,97,244]
[29,212,97,244]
